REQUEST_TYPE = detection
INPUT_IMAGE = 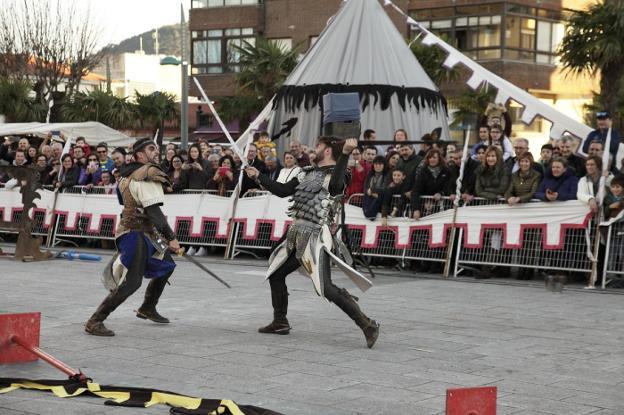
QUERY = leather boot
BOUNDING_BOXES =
[330,288,380,348]
[136,276,170,324]
[85,292,120,336]
[258,290,290,334]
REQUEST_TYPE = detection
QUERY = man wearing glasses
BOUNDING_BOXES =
[95,142,115,173]
[583,110,621,159]
[506,138,544,176]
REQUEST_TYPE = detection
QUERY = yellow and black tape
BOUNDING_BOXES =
[0,378,282,415]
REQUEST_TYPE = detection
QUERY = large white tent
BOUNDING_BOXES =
[267,0,450,146]
[0,122,134,146]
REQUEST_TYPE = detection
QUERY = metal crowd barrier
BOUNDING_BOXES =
[175,190,233,251]
[602,219,624,288]
[52,187,117,245]
[404,196,454,265]
[453,198,595,277]
[345,194,454,265]
[230,190,282,258]
[0,186,604,287]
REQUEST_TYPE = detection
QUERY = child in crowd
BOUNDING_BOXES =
[539,144,553,171]
[98,171,116,194]
[605,176,624,219]
[381,169,407,226]
[255,131,276,160]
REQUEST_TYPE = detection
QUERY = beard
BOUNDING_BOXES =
[315,149,325,164]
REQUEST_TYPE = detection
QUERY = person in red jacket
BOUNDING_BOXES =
[344,146,371,202]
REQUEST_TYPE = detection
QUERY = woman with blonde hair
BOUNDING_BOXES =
[475,146,510,200]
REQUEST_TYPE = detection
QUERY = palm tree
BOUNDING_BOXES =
[410,35,460,86]
[133,91,179,136]
[62,90,135,129]
[219,37,301,129]
[0,77,45,122]
[559,0,624,121]
[448,86,496,130]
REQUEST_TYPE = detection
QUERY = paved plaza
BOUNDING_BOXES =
[1,245,624,415]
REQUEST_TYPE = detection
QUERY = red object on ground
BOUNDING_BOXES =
[0,312,40,364]
[446,386,497,415]
[0,312,86,381]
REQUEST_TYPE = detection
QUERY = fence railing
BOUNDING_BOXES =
[1,186,617,289]
[229,190,284,258]
[602,220,624,288]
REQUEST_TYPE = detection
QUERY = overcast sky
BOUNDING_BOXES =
[87,0,189,47]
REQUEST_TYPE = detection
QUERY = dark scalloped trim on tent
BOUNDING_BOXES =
[273,84,448,114]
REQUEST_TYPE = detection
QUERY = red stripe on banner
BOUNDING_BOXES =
[232,218,293,241]
[347,223,454,249]
[52,211,119,234]
[455,211,593,250]
[173,216,230,239]
[9,207,52,230]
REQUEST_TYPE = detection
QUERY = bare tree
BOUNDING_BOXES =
[0,0,103,119]
[0,4,29,80]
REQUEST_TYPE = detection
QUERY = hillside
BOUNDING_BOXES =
[105,23,190,57]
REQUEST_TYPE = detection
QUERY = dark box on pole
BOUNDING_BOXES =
[322,93,361,138]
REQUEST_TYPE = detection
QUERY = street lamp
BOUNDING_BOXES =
[160,3,189,150]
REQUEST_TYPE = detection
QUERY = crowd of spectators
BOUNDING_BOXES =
[345,107,624,228]
[1,106,623,217]
[2,106,624,270]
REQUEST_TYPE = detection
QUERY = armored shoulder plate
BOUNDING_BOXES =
[129,163,171,187]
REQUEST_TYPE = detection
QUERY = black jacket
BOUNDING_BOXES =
[241,157,268,195]
[411,165,453,209]
[56,166,80,191]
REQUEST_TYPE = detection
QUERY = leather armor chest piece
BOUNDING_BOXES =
[118,177,152,233]
[117,164,169,235]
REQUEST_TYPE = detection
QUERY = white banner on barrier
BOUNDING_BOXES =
[0,189,591,249]
[234,193,291,240]
[345,200,591,250]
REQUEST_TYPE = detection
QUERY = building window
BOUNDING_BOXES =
[192,0,259,8]
[191,28,255,74]
[411,2,565,65]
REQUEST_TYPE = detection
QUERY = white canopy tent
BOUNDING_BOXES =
[267,0,450,147]
[0,122,134,146]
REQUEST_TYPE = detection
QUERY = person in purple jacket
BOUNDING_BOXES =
[535,157,579,202]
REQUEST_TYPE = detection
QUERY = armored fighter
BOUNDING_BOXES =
[85,138,181,336]
[244,137,379,348]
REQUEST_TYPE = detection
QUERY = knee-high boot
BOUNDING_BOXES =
[136,273,171,324]
[85,291,127,336]
[327,286,380,348]
[258,289,291,334]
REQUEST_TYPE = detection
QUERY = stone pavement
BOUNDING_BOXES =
[1,246,624,415]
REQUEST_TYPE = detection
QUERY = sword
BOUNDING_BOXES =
[178,249,232,289]
[152,234,232,289]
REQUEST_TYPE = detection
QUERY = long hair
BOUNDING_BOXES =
[481,145,503,169]
[187,144,202,164]
[393,129,408,141]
